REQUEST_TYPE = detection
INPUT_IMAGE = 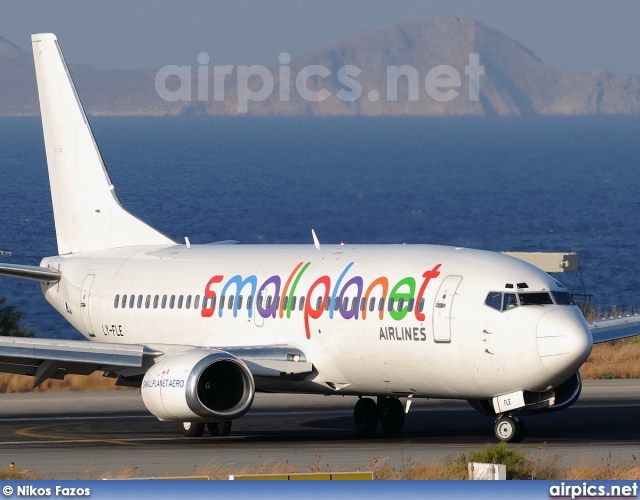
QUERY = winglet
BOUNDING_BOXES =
[311,229,321,250]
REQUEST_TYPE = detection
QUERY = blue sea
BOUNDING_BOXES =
[1,116,639,340]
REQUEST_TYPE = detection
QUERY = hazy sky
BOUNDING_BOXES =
[3,0,640,75]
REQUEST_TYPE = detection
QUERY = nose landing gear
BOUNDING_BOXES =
[494,414,526,442]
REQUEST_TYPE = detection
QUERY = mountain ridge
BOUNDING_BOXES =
[2,18,640,117]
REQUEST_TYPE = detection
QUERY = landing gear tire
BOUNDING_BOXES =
[207,421,232,437]
[378,397,405,435]
[494,415,525,442]
[182,422,205,437]
[514,418,527,443]
[354,397,378,434]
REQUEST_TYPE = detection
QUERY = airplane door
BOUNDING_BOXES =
[80,274,95,337]
[432,276,462,343]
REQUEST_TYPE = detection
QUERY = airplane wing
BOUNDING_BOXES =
[0,263,61,282]
[589,315,640,344]
[0,337,312,388]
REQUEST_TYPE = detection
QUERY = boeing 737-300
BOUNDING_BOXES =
[0,34,632,442]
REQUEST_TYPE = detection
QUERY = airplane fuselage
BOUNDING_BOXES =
[40,242,592,401]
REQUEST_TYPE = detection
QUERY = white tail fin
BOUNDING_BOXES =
[31,33,174,254]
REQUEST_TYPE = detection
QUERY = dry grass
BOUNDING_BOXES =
[94,460,302,480]
[0,371,128,393]
[581,306,640,379]
[16,449,639,480]
[582,335,640,379]
[368,456,466,480]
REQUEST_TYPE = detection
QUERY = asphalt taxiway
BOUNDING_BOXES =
[0,380,639,478]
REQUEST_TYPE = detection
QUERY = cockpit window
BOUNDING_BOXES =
[551,291,575,306]
[504,293,519,310]
[485,292,503,311]
[519,292,553,305]
[486,290,567,312]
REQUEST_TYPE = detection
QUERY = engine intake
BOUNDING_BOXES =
[141,348,255,422]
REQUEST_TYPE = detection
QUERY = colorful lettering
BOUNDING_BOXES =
[220,274,258,318]
[201,261,443,340]
[389,277,416,321]
[415,264,441,321]
[280,262,303,319]
[201,275,223,317]
[257,275,281,319]
[304,275,331,339]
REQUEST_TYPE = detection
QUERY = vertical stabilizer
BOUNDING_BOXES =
[31,34,174,254]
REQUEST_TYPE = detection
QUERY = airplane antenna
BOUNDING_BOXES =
[311,229,321,251]
[185,236,191,249]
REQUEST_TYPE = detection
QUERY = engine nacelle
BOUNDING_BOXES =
[141,348,255,422]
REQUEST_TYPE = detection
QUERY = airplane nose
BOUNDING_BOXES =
[537,309,592,379]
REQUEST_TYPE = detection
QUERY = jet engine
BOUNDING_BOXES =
[141,348,255,422]
[467,371,583,416]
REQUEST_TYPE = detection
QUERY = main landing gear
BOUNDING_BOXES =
[181,421,232,438]
[354,396,405,435]
[494,414,527,442]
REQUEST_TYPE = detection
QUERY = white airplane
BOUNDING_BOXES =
[0,34,628,443]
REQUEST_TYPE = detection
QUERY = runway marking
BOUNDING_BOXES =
[15,422,138,446]
[2,415,151,423]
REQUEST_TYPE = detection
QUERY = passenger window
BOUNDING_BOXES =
[202,296,209,309]
[129,295,135,308]
[407,298,415,312]
[177,295,183,309]
[485,292,503,311]
[387,298,395,312]
[316,296,322,310]
[145,295,151,309]
[360,297,366,311]
[185,295,192,309]
[290,296,297,310]
[397,298,404,312]
[137,295,143,309]
[161,295,167,309]
[418,298,425,312]
[114,295,120,308]
[169,295,175,309]
[237,295,243,309]
[122,294,127,308]
[193,295,200,309]
[343,297,349,310]
[282,296,288,309]
[299,296,305,310]
[352,297,359,311]
[246,296,253,310]
[219,295,225,309]
[266,296,272,309]
[325,299,330,311]
[369,297,376,312]
[228,295,234,309]
[257,296,264,310]
[153,295,159,309]
[333,299,339,311]
[378,298,385,311]
[504,293,518,310]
